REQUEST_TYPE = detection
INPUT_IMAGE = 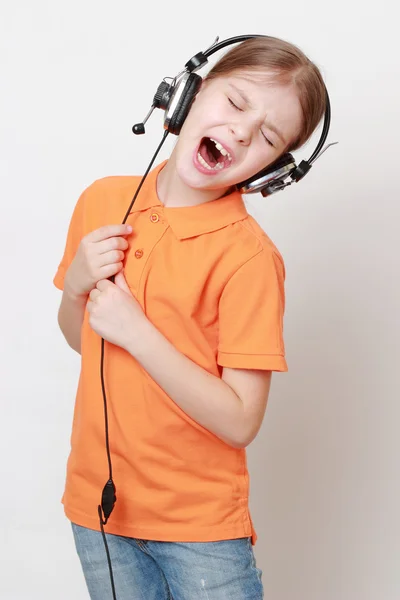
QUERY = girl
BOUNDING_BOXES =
[54,36,327,600]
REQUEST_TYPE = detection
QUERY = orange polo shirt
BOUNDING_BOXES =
[53,160,288,546]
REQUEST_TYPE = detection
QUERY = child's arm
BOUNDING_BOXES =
[57,284,87,354]
[87,272,272,449]
[131,320,272,449]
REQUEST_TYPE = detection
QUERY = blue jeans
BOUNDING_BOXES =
[72,523,264,599]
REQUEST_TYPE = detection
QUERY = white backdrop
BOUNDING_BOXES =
[1,1,399,599]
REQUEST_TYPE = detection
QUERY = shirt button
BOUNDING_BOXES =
[150,213,159,223]
[134,249,144,259]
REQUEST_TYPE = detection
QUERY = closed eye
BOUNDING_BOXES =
[261,131,274,147]
[228,97,242,111]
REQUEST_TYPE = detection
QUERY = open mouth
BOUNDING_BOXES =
[196,137,233,171]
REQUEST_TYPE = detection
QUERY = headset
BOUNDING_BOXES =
[132,34,337,196]
[96,34,337,600]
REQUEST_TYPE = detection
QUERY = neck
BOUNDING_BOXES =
[157,151,233,208]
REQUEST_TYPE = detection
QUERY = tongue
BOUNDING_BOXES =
[199,138,223,167]
[199,140,216,167]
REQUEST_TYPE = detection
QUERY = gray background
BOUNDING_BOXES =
[1,1,398,599]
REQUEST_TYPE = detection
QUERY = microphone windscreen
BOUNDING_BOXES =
[132,123,145,135]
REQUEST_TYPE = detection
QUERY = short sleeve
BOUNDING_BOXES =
[217,249,288,372]
[53,187,88,291]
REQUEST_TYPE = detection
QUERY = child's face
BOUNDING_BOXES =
[173,70,303,192]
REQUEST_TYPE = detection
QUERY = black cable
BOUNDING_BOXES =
[100,337,113,480]
[98,506,117,600]
[97,129,169,600]
[121,130,170,224]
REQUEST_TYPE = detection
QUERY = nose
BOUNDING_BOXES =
[230,110,265,147]
[229,121,252,146]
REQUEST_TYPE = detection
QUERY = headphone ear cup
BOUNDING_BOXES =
[168,73,202,135]
[237,153,296,195]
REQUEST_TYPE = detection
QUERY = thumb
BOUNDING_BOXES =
[114,269,132,295]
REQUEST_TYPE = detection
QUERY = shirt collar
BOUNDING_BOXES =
[129,160,249,240]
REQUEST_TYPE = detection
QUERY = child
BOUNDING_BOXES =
[54,36,327,600]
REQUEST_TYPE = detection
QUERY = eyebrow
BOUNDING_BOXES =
[229,84,287,145]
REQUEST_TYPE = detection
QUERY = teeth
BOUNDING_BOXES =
[197,153,212,170]
[197,152,224,171]
[210,138,232,161]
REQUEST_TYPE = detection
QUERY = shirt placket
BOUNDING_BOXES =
[124,207,166,300]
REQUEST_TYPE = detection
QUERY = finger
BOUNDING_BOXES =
[97,236,130,255]
[99,262,124,280]
[114,270,132,295]
[89,288,101,301]
[98,249,126,266]
[87,224,132,243]
[96,279,113,291]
